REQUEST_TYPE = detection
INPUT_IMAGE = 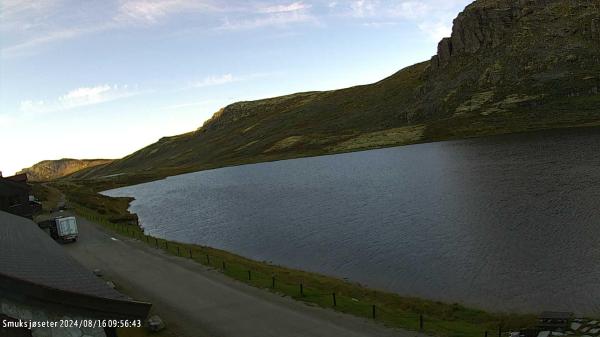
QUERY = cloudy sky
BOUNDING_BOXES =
[0,0,472,175]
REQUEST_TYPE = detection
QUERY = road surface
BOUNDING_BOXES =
[61,214,422,337]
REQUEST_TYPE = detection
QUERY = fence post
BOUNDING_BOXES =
[189,249,193,259]
[222,261,226,270]
[332,293,337,307]
[300,283,304,297]
[485,331,488,337]
[247,270,251,280]
[498,325,501,337]
[272,276,275,289]
[177,246,180,256]
[372,305,376,319]
[419,314,424,330]
[206,254,210,265]
[165,241,169,251]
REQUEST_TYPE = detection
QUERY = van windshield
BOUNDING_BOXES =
[58,218,77,235]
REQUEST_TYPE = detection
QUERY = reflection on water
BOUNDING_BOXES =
[103,127,600,314]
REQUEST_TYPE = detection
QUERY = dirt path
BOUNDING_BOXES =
[61,214,422,337]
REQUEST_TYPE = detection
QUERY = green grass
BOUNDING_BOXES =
[71,204,536,337]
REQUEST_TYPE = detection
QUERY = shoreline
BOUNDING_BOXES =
[63,200,536,337]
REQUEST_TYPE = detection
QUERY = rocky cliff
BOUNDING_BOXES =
[72,0,600,181]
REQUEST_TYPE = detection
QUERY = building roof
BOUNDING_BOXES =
[4,174,28,183]
[0,211,150,319]
[0,180,29,197]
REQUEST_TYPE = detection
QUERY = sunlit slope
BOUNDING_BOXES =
[19,159,113,181]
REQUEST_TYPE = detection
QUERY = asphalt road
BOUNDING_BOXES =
[61,214,422,337]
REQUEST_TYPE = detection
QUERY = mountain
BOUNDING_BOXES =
[19,159,113,182]
[74,0,600,181]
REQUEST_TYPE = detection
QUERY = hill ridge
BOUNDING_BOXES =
[71,0,600,181]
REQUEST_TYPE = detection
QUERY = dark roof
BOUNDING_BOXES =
[0,211,151,319]
[539,312,573,320]
[0,180,29,197]
[4,174,28,183]
[0,211,124,300]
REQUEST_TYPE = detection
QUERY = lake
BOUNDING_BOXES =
[102,128,600,314]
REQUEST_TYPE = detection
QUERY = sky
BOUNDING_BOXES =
[0,0,473,176]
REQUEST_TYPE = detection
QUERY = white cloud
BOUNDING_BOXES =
[19,84,141,114]
[0,0,58,32]
[331,0,470,41]
[349,0,377,18]
[389,2,430,19]
[191,74,237,88]
[362,21,397,28]
[219,1,315,30]
[1,26,111,57]
[419,20,453,41]
[115,0,217,24]
[259,2,311,14]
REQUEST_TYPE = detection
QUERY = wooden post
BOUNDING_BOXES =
[300,283,304,297]
[155,238,158,248]
[419,314,423,330]
[206,254,210,265]
[165,241,169,250]
[272,276,275,289]
[332,293,337,307]
[485,331,488,337]
[498,325,501,337]
[247,270,251,280]
[177,246,180,256]
[189,249,193,259]
[146,235,149,243]
[372,305,376,319]
[222,261,226,270]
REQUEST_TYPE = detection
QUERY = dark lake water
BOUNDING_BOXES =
[102,128,600,315]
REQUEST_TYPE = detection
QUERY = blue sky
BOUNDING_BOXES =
[0,0,472,175]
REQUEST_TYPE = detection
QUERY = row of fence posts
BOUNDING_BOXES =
[109,220,430,326]
[96,217,509,336]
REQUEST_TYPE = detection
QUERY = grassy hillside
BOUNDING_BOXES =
[73,0,600,182]
[19,158,113,181]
